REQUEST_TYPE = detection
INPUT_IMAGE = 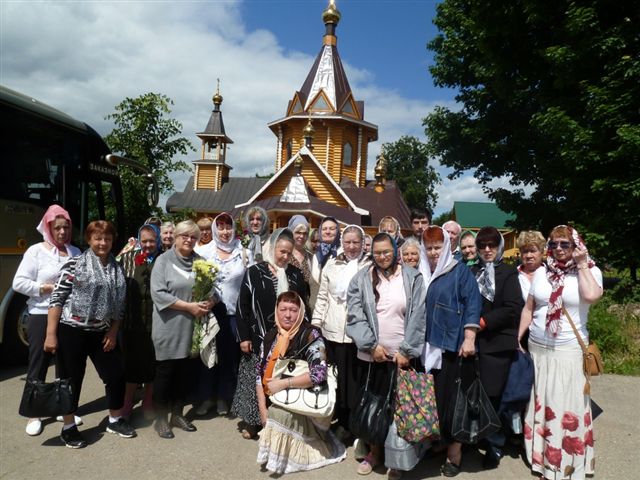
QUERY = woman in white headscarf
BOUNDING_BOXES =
[312,225,370,437]
[469,226,523,471]
[422,225,482,477]
[232,228,309,439]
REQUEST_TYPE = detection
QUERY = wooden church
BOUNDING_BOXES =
[167,0,411,232]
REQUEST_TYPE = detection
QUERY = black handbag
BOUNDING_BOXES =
[349,363,396,446]
[451,356,501,444]
[19,378,74,418]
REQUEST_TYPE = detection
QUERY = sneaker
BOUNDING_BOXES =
[60,425,87,449]
[216,399,229,416]
[26,419,43,436]
[195,399,215,416]
[106,418,137,438]
[56,415,83,426]
[353,438,369,461]
[170,414,197,432]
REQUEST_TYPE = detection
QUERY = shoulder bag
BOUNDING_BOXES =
[562,305,603,395]
[451,356,501,444]
[269,358,337,418]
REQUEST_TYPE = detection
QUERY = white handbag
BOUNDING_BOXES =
[269,358,337,418]
[199,312,220,369]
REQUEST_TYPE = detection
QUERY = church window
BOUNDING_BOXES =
[343,142,353,166]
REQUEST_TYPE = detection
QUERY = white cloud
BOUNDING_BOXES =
[1,1,479,214]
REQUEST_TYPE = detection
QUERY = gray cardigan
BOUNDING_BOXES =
[346,264,426,359]
[150,248,200,361]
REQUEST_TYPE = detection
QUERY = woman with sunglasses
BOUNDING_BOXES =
[470,226,524,470]
[346,233,426,479]
[518,226,602,480]
[150,220,215,438]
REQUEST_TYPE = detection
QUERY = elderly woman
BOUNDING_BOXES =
[288,215,313,284]
[194,217,213,254]
[312,225,370,436]
[379,215,404,247]
[194,212,248,416]
[421,226,482,477]
[346,233,426,478]
[119,223,162,419]
[470,226,524,469]
[307,228,320,254]
[245,206,270,263]
[257,291,346,474]
[311,216,341,285]
[459,230,478,266]
[233,228,309,439]
[150,220,215,439]
[160,221,175,251]
[13,205,81,436]
[400,237,421,269]
[518,226,602,480]
[516,231,546,302]
[363,234,373,254]
[44,220,135,448]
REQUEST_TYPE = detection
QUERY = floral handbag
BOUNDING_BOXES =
[394,368,440,443]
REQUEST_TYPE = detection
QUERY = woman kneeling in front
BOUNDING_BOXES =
[257,291,346,474]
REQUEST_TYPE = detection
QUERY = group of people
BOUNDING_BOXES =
[14,204,603,480]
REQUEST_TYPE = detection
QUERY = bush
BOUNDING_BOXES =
[588,280,640,375]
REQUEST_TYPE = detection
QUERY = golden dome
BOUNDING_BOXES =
[303,118,315,138]
[213,78,223,105]
[322,0,341,25]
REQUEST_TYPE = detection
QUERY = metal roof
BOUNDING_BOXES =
[165,177,267,213]
[452,201,516,229]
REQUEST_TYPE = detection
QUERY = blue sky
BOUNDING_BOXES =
[1,0,496,216]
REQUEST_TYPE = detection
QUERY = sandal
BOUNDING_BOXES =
[241,428,257,439]
[357,453,380,475]
[440,459,461,477]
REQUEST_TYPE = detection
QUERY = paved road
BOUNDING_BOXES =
[1,365,637,480]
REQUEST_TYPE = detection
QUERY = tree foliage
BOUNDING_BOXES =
[424,0,640,278]
[104,93,194,236]
[382,135,441,212]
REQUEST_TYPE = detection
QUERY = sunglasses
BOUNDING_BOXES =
[477,242,498,249]
[548,241,573,250]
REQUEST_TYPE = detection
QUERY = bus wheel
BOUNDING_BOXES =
[1,294,29,366]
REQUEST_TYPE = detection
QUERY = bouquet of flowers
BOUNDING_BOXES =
[235,212,252,248]
[191,259,220,357]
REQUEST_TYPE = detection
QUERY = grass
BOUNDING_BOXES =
[588,278,640,376]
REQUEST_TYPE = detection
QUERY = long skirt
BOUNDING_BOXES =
[524,340,594,480]
[325,340,358,428]
[230,352,261,427]
[257,404,346,474]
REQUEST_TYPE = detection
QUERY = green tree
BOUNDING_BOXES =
[104,93,194,236]
[382,135,441,212]
[424,0,640,279]
[433,208,454,227]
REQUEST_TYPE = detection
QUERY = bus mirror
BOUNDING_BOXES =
[104,154,159,208]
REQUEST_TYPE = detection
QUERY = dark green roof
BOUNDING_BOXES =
[453,201,515,229]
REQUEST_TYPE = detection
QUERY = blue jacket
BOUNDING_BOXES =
[426,261,482,352]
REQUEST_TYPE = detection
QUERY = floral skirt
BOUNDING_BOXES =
[257,404,346,474]
[230,353,261,427]
[524,340,594,480]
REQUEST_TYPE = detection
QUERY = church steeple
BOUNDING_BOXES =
[267,0,378,188]
[193,80,234,191]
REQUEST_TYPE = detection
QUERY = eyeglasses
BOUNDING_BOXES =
[178,234,198,242]
[477,242,498,249]
[372,250,393,258]
[548,241,573,250]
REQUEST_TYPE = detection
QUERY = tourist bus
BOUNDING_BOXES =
[0,85,157,364]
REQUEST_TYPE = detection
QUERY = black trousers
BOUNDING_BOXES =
[26,314,54,382]
[154,357,190,416]
[56,323,125,412]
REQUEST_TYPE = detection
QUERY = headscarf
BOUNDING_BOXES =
[378,216,403,244]
[335,225,366,301]
[137,223,162,262]
[419,226,455,292]
[287,215,309,234]
[262,292,306,395]
[244,206,269,262]
[316,216,341,269]
[459,230,479,266]
[475,228,505,302]
[36,204,73,253]
[545,225,595,336]
[263,228,294,296]
[371,232,399,278]
[213,212,240,253]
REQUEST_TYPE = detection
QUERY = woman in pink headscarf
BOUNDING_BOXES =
[12,205,81,436]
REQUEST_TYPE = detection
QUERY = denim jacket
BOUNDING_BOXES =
[426,261,482,352]
[346,265,426,359]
